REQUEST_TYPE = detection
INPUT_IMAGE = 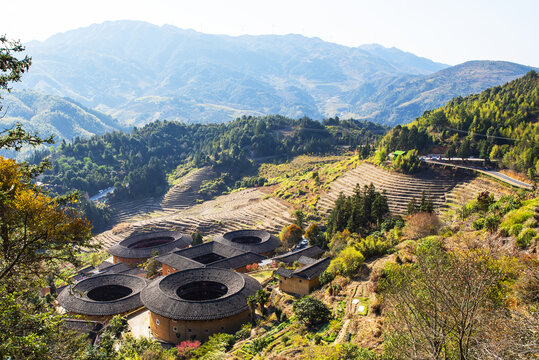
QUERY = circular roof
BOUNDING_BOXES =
[109,231,192,259]
[57,274,149,316]
[214,229,281,254]
[141,267,261,321]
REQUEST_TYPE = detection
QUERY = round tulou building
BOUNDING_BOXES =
[57,273,149,320]
[109,230,192,267]
[141,267,262,343]
[214,229,281,257]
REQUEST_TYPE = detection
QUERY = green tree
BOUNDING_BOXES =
[0,36,31,110]
[293,296,332,327]
[107,315,128,339]
[406,197,418,215]
[255,289,270,316]
[191,231,203,246]
[293,209,306,229]
[327,246,364,278]
[0,287,87,360]
[305,223,327,249]
[247,295,257,325]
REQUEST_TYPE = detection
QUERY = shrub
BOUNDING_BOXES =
[177,340,201,360]
[293,296,332,326]
[404,212,441,239]
[356,235,394,259]
[484,214,501,233]
[393,149,421,173]
[510,223,524,237]
[319,270,335,285]
[327,283,341,296]
[193,333,235,358]
[523,217,538,228]
[472,218,485,230]
[191,232,203,246]
[305,223,327,249]
[327,246,364,278]
[234,324,251,341]
[476,191,495,211]
[517,229,537,248]
[274,307,283,322]
[245,263,259,272]
[248,337,269,354]
[107,315,128,338]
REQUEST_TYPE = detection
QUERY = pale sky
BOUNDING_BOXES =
[3,0,538,67]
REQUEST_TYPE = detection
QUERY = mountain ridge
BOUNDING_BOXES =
[13,20,536,126]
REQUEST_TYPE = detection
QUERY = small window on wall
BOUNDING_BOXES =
[299,280,302,283]
[156,319,160,326]
[205,329,209,333]
[167,269,171,274]
[188,329,192,332]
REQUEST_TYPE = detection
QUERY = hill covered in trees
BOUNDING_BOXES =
[16,20,534,126]
[35,115,387,202]
[0,90,126,158]
[378,71,539,175]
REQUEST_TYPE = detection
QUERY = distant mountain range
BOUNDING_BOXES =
[8,20,536,130]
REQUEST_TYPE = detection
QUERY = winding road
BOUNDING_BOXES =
[424,159,532,189]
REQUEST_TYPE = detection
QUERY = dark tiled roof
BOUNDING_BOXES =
[96,261,114,271]
[274,267,294,278]
[272,245,324,264]
[141,268,261,321]
[99,263,132,275]
[157,242,266,272]
[297,256,317,265]
[63,319,104,345]
[275,257,330,280]
[64,318,103,332]
[210,252,266,270]
[108,231,192,259]
[58,274,149,316]
[156,253,204,271]
[293,257,330,280]
[214,229,281,255]
[79,265,95,274]
[174,241,246,260]
[120,268,148,277]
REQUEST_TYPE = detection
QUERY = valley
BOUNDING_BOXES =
[93,156,515,250]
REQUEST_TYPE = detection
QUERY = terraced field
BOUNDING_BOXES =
[94,160,517,251]
[317,162,470,215]
[108,167,216,224]
[94,188,293,249]
[445,175,514,207]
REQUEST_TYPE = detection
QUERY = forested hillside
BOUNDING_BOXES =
[378,71,539,174]
[0,90,125,158]
[35,115,387,200]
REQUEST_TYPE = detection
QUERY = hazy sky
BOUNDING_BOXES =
[3,0,538,67]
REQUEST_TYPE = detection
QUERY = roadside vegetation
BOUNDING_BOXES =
[376,70,539,177]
